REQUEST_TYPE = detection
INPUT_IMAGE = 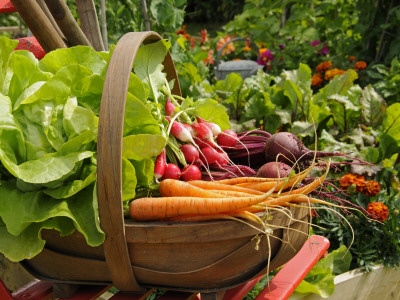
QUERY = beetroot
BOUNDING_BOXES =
[264,131,362,167]
[256,161,292,178]
[264,132,306,165]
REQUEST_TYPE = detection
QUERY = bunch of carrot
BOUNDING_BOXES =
[129,160,335,224]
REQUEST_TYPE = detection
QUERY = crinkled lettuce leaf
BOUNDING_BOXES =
[0,181,104,262]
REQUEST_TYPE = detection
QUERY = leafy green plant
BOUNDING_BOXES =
[220,0,400,77]
[313,188,400,271]
[368,57,400,106]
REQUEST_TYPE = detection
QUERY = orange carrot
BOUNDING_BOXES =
[233,164,314,192]
[188,180,264,195]
[208,189,257,197]
[278,165,329,196]
[159,179,225,198]
[217,176,279,185]
[130,189,275,221]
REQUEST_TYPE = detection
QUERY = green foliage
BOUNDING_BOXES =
[368,57,400,105]
[313,188,400,271]
[292,245,352,298]
[222,0,400,77]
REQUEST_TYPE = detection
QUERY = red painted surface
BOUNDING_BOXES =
[0,277,13,300]
[11,279,52,300]
[254,235,330,300]
[0,0,16,13]
[14,37,46,60]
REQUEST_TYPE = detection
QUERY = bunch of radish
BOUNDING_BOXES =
[153,97,257,182]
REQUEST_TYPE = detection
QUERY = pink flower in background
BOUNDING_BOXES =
[257,48,274,66]
[310,40,321,47]
[318,42,329,56]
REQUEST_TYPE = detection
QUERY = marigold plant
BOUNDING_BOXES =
[339,173,381,197]
[339,173,365,191]
[324,68,346,80]
[316,60,333,73]
[348,56,356,62]
[360,180,381,197]
[311,73,323,87]
[367,201,389,222]
[354,61,367,70]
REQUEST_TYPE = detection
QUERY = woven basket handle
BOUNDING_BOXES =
[97,31,181,292]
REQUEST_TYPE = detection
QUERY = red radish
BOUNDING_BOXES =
[194,137,215,149]
[165,116,196,144]
[200,146,219,164]
[181,165,202,181]
[181,144,200,163]
[216,151,230,166]
[162,163,181,180]
[192,121,214,142]
[182,123,196,137]
[197,116,222,136]
[154,148,167,180]
[256,161,292,178]
[165,97,176,116]
[217,129,238,148]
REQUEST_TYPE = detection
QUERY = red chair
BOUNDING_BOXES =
[0,235,329,300]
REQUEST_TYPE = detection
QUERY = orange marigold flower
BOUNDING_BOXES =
[354,61,367,70]
[311,73,323,87]
[339,173,365,190]
[366,202,388,222]
[216,35,235,56]
[359,180,381,197]
[325,68,346,80]
[348,56,356,62]
[316,60,333,73]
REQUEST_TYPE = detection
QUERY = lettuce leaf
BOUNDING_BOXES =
[0,181,104,262]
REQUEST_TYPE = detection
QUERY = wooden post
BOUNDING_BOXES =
[140,0,151,31]
[100,0,108,50]
[43,0,92,47]
[75,0,105,51]
[10,0,67,52]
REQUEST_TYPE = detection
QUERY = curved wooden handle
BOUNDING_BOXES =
[97,31,181,291]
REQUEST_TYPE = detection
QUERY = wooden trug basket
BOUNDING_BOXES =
[21,31,310,293]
